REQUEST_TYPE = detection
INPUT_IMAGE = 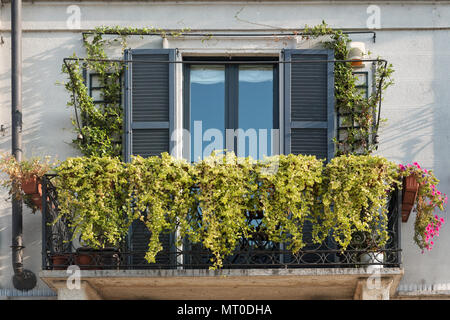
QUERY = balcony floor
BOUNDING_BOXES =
[40,267,404,300]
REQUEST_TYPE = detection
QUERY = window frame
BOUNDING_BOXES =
[182,56,280,161]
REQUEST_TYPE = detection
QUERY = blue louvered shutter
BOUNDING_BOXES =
[124,49,176,161]
[124,49,176,268]
[283,49,337,265]
[283,49,335,161]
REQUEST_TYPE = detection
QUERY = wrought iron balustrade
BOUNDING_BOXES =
[42,174,402,270]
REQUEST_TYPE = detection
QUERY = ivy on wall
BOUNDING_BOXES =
[302,22,394,155]
[62,27,190,159]
[62,22,394,158]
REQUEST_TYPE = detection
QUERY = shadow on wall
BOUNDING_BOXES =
[380,106,433,162]
[380,30,450,289]
[0,32,83,158]
[0,33,83,290]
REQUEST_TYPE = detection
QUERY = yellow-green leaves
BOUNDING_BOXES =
[54,156,134,249]
[320,155,400,250]
[257,154,324,253]
[53,153,401,268]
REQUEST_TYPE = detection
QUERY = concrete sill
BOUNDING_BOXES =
[41,267,404,300]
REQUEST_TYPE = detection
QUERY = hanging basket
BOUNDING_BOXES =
[21,176,43,211]
[401,174,419,222]
[21,176,41,194]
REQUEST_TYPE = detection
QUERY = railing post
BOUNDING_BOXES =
[41,175,48,269]
[396,186,402,266]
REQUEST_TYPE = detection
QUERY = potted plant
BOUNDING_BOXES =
[350,230,385,269]
[53,156,135,270]
[399,162,447,252]
[0,153,53,213]
[50,253,75,270]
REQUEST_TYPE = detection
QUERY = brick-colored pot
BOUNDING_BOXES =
[401,174,420,222]
[50,254,72,270]
[21,176,43,211]
[21,176,41,195]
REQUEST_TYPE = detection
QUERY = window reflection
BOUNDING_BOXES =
[190,65,225,162]
[238,65,274,160]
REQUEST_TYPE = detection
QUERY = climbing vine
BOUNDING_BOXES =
[62,22,393,158]
[303,21,395,155]
[62,26,189,158]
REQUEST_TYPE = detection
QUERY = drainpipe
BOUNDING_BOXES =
[11,0,37,291]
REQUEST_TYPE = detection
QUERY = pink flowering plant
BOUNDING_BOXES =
[398,162,447,252]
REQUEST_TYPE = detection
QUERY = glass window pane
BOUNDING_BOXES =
[238,65,274,160]
[190,65,225,162]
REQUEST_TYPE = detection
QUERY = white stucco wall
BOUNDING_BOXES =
[0,1,449,296]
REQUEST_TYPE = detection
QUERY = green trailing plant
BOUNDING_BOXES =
[127,153,197,263]
[189,153,255,268]
[54,156,135,248]
[256,154,324,253]
[52,153,414,269]
[317,155,400,250]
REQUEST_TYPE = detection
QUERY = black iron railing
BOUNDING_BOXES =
[42,174,402,270]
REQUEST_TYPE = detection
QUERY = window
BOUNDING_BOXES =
[124,49,335,162]
[183,57,279,162]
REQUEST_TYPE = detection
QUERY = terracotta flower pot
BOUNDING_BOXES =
[50,254,72,270]
[351,59,364,67]
[21,176,43,211]
[75,248,99,270]
[21,176,42,195]
[75,247,120,270]
[401,174,420,222]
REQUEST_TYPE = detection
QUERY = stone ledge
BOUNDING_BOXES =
[41,267,404,278]
[40,267,404,300]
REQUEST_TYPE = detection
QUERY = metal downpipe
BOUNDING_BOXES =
[11,0,37,291]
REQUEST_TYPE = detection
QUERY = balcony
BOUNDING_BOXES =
[39,173,404,299]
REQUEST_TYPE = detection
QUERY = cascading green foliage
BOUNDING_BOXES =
[127,153,197,263]
[53,153,403,269]
[54,156,136,248]
[256,154,324,253]
[318,155,401,249]
[191,153,256,268]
